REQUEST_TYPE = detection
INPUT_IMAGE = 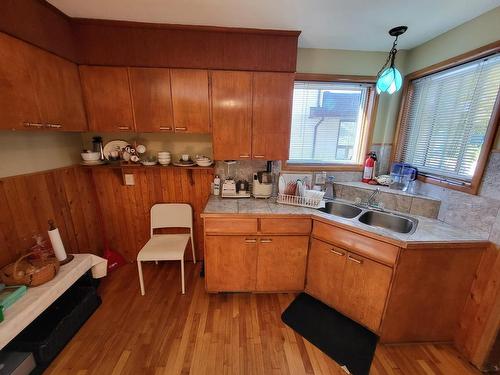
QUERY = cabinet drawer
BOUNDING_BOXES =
[260,218,312,234]
[312,221,399,266]
[205,218,258,234]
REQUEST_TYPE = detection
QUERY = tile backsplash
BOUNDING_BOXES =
[413,151,500,245]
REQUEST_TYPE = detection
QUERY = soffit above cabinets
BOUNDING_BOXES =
[48,0,500,51]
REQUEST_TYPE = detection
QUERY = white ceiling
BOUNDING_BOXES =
[48,0,500,51]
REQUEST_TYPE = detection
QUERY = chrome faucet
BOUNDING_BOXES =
[367,188,380,206]
[323,176,336,200]
[357,188,384,210]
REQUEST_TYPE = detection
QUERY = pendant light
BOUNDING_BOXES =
[376,26,408,94]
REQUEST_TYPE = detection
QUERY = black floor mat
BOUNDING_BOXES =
[281,293,378,375]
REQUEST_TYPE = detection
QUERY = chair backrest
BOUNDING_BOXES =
[150,203,193,236]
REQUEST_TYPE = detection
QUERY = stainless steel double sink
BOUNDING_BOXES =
[318,200,418,234]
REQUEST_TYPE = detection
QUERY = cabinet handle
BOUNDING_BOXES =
[175,127,187,131]
[159,126,172,131]
[46,123,62,129]
[253,155,265,158]
[260,239,273,243]
[118,126,130,130]
[24,122,44,128]
[347,255,363,264]
[330,249,345,256]
[239,155,250,158]
[244,238,257,243]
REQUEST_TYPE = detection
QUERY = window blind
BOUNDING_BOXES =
[288,81,371,164]
[398,53,500,182]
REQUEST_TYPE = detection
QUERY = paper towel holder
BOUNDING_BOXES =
[48,220,74,265]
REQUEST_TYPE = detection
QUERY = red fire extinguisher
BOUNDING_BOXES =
[362,151,377,183]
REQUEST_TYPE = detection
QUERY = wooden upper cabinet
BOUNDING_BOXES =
[29,48,87,131]
[0,33,41,130]
[79,66,135,132]
[170,69,210,133]
[252,72,294,160]
[129,68,174,132]
[211,70,253,160]
[256,236,308,292]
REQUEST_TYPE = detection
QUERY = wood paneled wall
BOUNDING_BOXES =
[0,0,76,61]
[0,166,100,267]
[91,167,213,262]
[0,1,300,72]
[0,165,213,268]
[455,244,500,370]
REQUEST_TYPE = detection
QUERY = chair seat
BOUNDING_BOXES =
[137,234,190,261]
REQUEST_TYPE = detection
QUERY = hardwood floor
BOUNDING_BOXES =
[44,262,480,375]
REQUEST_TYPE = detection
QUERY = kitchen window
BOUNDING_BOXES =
[394,46,500,194]
[285,74,378,170]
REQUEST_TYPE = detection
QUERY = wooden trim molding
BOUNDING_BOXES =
[283,74,379,172]
[295,73,377,83]
[391,41,500,195]
[72,17,301,37]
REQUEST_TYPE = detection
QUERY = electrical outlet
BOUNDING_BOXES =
[123,173,135,186]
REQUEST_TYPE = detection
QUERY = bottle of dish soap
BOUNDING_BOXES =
[213,175,221,196]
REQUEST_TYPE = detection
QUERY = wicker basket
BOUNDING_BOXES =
[0,252,60,287]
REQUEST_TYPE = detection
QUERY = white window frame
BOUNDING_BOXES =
[284,74,378,171]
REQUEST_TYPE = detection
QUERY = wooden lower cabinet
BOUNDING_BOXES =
[306,238,346,309]
[341,253,393,332]
[205,235,258,292]
[205,234,309,292]
[256,236,309,291]
[306,237,393,332]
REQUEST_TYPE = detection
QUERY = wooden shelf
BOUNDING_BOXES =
[80,162,215,171]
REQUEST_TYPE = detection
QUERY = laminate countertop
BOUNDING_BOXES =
[202,196,489,247]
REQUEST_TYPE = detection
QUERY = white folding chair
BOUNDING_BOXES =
[137,203,196,295]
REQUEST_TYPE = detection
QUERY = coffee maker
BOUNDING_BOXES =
[252,161,273,199]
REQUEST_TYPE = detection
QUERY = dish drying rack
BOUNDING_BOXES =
[277,173,325,209]
[277,192,325,209]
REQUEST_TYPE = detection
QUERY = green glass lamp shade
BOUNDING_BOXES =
[376,67,403,94]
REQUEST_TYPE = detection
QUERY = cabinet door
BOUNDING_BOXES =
[306,238,346,309]
[256,236,309,291]
[252,72,294,160]
[170,69,210,133]
[341,253,392,332]
[129,68,174,132]
[79,66,135,132]
[30,49,87,131]
[205,236,257,292]
[211,70,253,160]
[0,33,41,130]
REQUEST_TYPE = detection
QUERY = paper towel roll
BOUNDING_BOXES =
[48,227,67,261]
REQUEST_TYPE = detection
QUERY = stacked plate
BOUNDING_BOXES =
[195,156,213,167]
[157,151,171,166]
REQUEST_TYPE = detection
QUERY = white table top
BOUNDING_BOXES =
[0,253,107,350]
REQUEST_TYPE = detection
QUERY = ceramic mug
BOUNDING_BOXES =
[181,154,190,161]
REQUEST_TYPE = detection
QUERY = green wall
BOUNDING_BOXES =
[296,5,500,148]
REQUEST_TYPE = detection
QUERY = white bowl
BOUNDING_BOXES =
[196,160,212,167]
[81,152,101,161]
[157,152,171,157]
[158,158,171,162]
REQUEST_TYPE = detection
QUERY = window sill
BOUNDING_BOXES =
[282,162,364,172]
[417,174,478,195]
